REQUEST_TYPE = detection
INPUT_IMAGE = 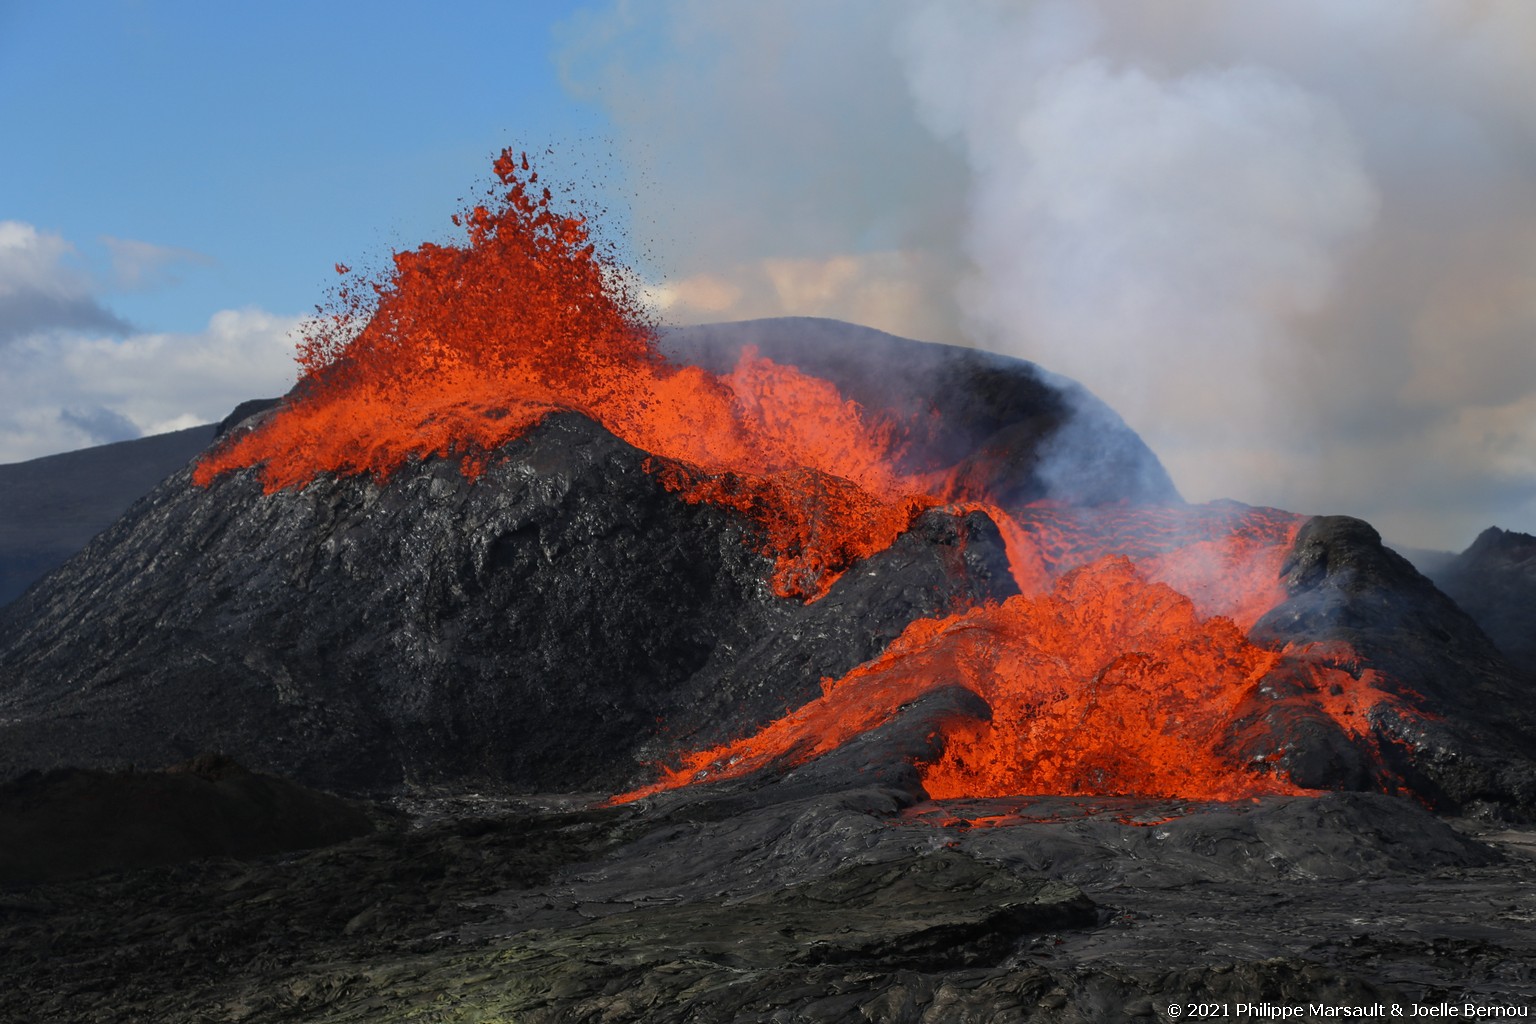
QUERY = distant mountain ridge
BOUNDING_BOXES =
[1420,526,1536,674]
[0,425,217,607]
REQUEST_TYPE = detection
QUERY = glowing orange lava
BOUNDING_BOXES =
[617,557,1294,803]
[195,151,933,599]
[615,545,1316,804]
[195,152,1428,803]
[611,500,1430,804]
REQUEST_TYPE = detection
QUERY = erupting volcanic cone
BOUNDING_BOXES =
[3,152,1533,815]
[196,151,947,600]
[613,506,1438,805]
[196,151,1388,803]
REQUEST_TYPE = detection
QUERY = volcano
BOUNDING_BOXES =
[6,320,1532,809]
[3,153,1535,1019]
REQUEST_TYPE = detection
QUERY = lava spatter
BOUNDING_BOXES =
[611,503,1435,805]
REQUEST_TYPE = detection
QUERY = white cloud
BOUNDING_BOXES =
[648,250,963,344]
[555,0,970,289]
[100,235,214,291]
[0,307,299,463]
[0,221,297,462]
[0,220,131,342]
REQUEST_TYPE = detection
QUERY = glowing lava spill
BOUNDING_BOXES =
[195,152,1430,804]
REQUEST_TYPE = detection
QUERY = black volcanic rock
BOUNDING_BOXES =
[9,785,1520,1022]
[214,396,281,437]
[1252,516,1536,814]
[476,845,1098,977]
[1424,526,1536,674]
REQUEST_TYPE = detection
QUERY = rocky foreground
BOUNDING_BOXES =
[3,772,1533,1022]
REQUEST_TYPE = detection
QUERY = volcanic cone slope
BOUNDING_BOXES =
[0,424,216,607]
[1250,516,1536,813]
[1422,525,1536,675]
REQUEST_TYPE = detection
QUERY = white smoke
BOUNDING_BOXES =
[562,0,1536,548]
[899,1,1380,500]
[893,0,1536,546]
[556,0,972,344]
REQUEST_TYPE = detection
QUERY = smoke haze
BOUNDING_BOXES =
[560,0,1536,551]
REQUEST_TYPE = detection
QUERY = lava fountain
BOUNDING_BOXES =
[195,151,1429,805]
[196,150,934,601]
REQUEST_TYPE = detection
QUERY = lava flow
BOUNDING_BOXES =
[196,151,1429,804]
[615,505,1418,805]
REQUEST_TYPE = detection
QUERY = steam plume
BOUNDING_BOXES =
[896,0,1536,545]
[564,0,1536,549]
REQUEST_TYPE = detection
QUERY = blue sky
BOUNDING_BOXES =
[0,1,611,332]
[3,1,1535,551]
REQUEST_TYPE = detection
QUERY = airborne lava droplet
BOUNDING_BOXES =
[195,151,1431,804]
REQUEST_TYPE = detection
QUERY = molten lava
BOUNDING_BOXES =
[612,499,1430,804]
[195,150,933,599]
[619,556,1301,804]
[196,151,1430,804]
